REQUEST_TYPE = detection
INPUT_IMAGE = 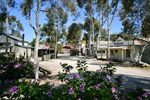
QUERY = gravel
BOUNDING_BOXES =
[39,54,150,93]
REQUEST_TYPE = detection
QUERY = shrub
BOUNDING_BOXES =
[0,53,34,82]
[70,49,79,56]
[1,60,150,100]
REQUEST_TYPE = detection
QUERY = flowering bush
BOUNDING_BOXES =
[1,60,149,99]
[0,53,34,82]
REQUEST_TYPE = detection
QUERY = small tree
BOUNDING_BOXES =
[67,23,82,48]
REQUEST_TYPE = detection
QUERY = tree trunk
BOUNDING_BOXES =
[34,0,41,63]
[89,0,93,56]
[54,31,58,59]
[5,0,9,53]
[138,43,148,63]
[107,0,110,60]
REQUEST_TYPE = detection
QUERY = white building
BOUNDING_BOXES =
[0,33,33,58]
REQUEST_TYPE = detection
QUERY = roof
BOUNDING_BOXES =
[93,41,111,46]
[15,44,34,49]
[63,45,74,49]
[0,33,28,43]
[38,44,50,50]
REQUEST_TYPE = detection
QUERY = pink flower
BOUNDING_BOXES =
[68,86,74,95]
[107,75,111,80]
[76,74,80,78]
[97,69,101,73]
[11,86,19,94]
[14,64,21,68]
[70,74,74,79]
[142,92,148,97]
[111,87,116,93]
[114,94,118,99]
[137,96,142,100]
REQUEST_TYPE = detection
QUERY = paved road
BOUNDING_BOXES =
[39,54,150,93]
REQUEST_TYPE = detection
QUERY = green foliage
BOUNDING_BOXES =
[120,0,150,37]
[57,43,63,53]
[20,0,34,17]
[10,81,54,100]
[67,23,82,47]
[142,14,150,38]
[70,49,79,56]
[83,17,101,34]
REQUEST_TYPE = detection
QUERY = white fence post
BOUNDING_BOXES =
[35,62,39,81]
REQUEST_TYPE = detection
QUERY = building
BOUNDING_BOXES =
[0,33,33,58]
[97,37,149,63]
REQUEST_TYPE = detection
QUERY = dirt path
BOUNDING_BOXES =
[39,54,150,93]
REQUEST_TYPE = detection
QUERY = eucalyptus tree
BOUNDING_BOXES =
[20,0,44,63]
[59,28,68,45]
[76,0,119,57]
[0,0,16,53]
[9,15,24,37]
[76,0,100,56]
[119,0,150,64]
[119,0,150,37]
[43,1,68,59]
[83,17,101,42]
[102,0,119,59]
[67,23,82,48]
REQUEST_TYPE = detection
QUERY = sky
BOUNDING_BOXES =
[9,1,123,43]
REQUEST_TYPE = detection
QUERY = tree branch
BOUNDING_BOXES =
[28,14,37,34]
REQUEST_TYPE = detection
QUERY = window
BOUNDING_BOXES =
[115,50,118,53]
[97,50,105,53]
[102,50,105,53]
[126,49,130,57]
[111,50,113,55]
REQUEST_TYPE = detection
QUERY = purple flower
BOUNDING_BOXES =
[80,87,85,92]
[109,58,113,62]
[51,83,55,87]
[121,96,126,99]
[78,98,81,100]
[111,87,116,93]
[114,94,118,99]
[81,82,86,87]
[89,73,93,76]
[76,74,80,78]
[70,74,74,79]
[97,69,101,73]
[77,60,80,63]
[142,92,148,97]
[107,75,111,80]
[46,90,51,97]
[11,86,19,94]
[60,62,62,65]
[137,96,142,100]
[66,69,70,72]
[94,85,100,89]
[14,64,22,68]
[95,98,98,100]
[68,86,74,95]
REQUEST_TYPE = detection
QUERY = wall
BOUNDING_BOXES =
[142,43,150,64]
[130,46,141,62]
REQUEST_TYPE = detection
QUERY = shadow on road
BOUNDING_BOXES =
[115,74,150,94]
